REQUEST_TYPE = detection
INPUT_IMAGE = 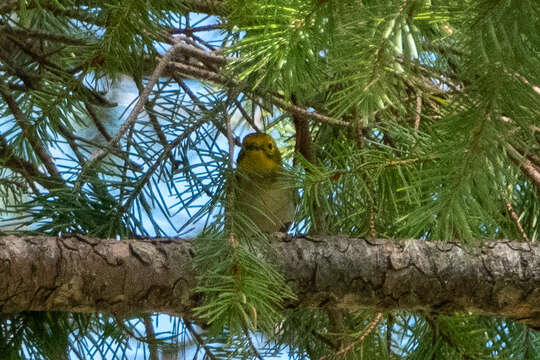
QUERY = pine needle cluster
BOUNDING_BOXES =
[0,0,538,358]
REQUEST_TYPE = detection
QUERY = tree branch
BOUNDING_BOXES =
[506,144,540,195]
[0,84,62,180]
[78,41,183,186]
[170,62,350,127]
[0,235,538,330]
[0,134,56,191]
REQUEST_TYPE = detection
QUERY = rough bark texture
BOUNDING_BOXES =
[0,235,538,329]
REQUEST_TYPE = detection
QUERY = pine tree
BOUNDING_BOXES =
[0,0,539,359]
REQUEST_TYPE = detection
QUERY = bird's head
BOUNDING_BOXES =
[237,133,282,176]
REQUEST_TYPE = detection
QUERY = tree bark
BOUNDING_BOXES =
[0,235,538,330]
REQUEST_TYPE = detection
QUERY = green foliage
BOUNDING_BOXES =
[0,312,133,359]
[195,232,294,333]
[227,0,333,96]
[193,172,296,336]
[0,0,539,358]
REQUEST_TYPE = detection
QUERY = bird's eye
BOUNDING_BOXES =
[267,143,273,149]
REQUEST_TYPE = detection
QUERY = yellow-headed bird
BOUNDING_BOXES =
[235,133,295,233]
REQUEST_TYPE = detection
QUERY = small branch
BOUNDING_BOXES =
[0,83,62,180]
[528,154,540,168]
[173,42,230,66]
[5,33,64,71]
[78,42,183,186]
[241,322,264,360]
[386,314,394,357]
[84,103,112,141]
[185,321,218,360]
[0,25,91,45]
[0,134,50,192]
[168,24,222,35]
[234,97,261,133]
[143,315,159,360]
[55,123,86,164]
[508,72,540,96]
[384,158,421,166]
[171,61,351,127]
[425,316,474,360]
[113,314,157,344]
[414,90,422,135]
[311,330,339,351]
[505,200,530,242]
[291,94,315,164]
[60,131,141,171]
[511,145,540,168]
[171,61,226,83]
[117,119,207,213]
[320,312,383,360]
[270,95,351,127]
[225,109,236,236]
[226,114,235,169]
[369,213,376,238]
[174,73,242,146]
[132,76,176,163]
[506,144,540,195]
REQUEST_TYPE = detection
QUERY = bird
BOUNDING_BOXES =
[234,132,295,233]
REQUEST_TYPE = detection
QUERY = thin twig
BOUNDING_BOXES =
[168,24,222,35]
[369,212,376,238]
[78,41,182,187]
[425,316,474,360]
[61,132,141,171]
[386,314,394,357]
[175,74,242,146]
[184,321,218,360]
[171,61,225,83]
[0,25,91,45]
[172,61,351,127]
[133,75,177,166]
[5,33,63,71]
[225,109,237,244]
[143,315,159,360]
[0,134,47,192]
[414,90,422,135]
[234,97,261,133]
[118,118,207,213]
[312,330,339,351]
[174,41,230,66]
[114,314,157,344]
[505,200,530,242]
[270,95,351,127]
[320,312,383,360]
[506,144,540,196]
[241,321,264,360]
[56,123,86,164]
[0,83,62,180]
[226,114,235,169]
[84,103,112,141]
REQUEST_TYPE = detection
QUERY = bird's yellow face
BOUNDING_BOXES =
[237,133,282,176]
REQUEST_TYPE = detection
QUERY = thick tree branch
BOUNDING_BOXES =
[0,235,538,330]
